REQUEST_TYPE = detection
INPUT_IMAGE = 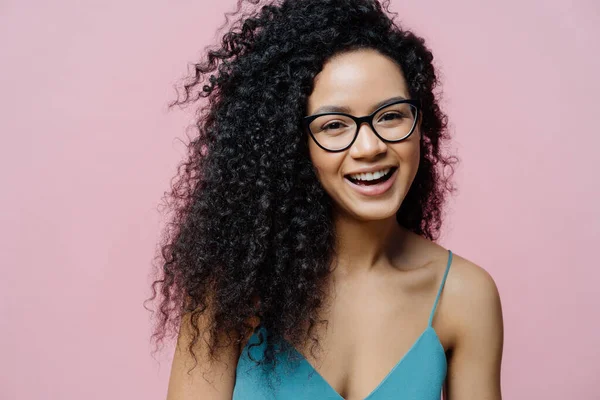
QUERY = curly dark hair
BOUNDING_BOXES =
[146,0,456,374]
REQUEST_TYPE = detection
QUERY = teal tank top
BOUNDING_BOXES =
[233,250,453,399]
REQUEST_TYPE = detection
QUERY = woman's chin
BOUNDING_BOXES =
[338,202,400,222]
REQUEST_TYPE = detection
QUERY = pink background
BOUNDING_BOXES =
[1,0,598,399]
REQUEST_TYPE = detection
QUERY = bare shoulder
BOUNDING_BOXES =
[166,310,240,400]
[445,252,502,307]
[404,235,502,334]
[434,252,504,397]
[443,251,504,354]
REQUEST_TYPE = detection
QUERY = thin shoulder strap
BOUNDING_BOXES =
[428,250,453,327]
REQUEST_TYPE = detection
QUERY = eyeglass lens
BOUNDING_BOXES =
[308,102,417,151]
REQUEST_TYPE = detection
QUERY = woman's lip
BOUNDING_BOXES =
[344,167,398,196]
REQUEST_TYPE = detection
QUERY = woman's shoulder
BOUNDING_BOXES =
[437,249,503,348]
[404,232,502,339]
[443,251,502,316]
[434,250,504,392]
[408,233,500,305]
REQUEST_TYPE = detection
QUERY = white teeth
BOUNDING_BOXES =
[349,168,391,182]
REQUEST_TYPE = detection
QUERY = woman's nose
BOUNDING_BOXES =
[349,123,387,159]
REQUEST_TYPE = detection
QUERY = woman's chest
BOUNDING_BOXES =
[290,286,436,399]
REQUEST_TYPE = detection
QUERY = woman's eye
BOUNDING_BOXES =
[380,112,404,121]
[322,121,346,130]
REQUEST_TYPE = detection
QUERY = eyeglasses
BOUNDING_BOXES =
[302,99,420,152]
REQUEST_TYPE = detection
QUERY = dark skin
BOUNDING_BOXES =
[167,48,504,400]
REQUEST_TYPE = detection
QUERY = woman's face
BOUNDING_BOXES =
[306,48,421,221]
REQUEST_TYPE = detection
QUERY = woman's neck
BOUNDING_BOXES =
[332,210,410,277]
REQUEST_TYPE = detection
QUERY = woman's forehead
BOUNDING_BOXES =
[307,49,409,115]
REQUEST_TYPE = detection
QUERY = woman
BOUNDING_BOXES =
[148,0,504,398]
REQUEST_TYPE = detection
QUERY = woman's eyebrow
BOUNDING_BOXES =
[311,95,407,115]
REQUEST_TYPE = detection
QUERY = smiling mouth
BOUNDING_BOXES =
[345,167,398,186]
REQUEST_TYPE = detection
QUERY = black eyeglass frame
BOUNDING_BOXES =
[302,99,421,153]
